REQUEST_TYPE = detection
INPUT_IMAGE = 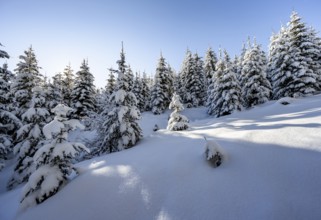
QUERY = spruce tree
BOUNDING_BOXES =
[133,72,144,112]
[105,69,116,95]
[20,104,89,208]
[306,27,321,90]
[167,93,189,131]
[0,44,21,170]
[140,72,151,111]
[71,59,96,118]
[267,27,292,99]
[8,87,50,189]
[192,53,207,106]
[61,64,74,107]
[207,50,242,117]
[241,42,271,108]
[178,50,194,105]
[98,46,142,154]
[204,47,217,93]
[268,11,320,99]
[126,66,134,92]
[45,74,63,115]
[236,43,247,81]
[286,11,319,96]
[150,55,172,114]
[11,46,42,118]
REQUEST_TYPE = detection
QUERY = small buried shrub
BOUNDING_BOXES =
[204,137,226,168]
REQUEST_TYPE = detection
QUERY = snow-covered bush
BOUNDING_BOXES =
[167,93,189,131]
[20,104,89,208]
[204,138,226,168]
[277,97,295,105]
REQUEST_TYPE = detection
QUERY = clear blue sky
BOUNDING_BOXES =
[1,0,321,88]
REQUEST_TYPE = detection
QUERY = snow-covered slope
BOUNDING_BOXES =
[1,95,321,220]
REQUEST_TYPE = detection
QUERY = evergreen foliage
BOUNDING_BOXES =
[204,47,217,88]
[20,104,89,208]
[241,42,271,108]
[11,46,42,118]
[133,73,144,111]
[44,73,63,115]
[268,11,320,99]
[179,51,206,107]
[141,72,151,111]
[61,64,74,107]
[98,45,142,154]
[150,55,172,114]
[105,69,116,95]
[167,93,189,131]
[8,87,50,189]
[0,44,18,170]
[71,60,96,118]
[207,50,242,117]
[204,47,217,106]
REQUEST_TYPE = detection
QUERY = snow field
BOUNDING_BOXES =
[1,95,321,220]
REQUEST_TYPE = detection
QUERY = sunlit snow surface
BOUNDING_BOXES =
[1,95,321,220]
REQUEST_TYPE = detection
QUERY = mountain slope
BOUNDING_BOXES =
[1,95,321,220]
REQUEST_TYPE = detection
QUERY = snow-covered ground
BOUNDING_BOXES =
[1,95,321,220]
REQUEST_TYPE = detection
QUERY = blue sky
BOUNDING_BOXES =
[1,0,321,88]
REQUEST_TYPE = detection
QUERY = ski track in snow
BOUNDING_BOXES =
[1,95,321,220]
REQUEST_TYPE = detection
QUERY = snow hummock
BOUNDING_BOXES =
[1,95,321,219]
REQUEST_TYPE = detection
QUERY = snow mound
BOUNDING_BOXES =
[277,97,295,105]
[204,138,227,167]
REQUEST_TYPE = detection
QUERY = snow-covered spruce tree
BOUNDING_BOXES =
[268,11,320,99]
[71,59,96,119]
[0,44,20,170]
[192,53,207,106]
[141,72,151,111]
[105,69,116,95]
[204,47,217,96]
[178,50,194,106]
[167,64,175,99]
[20,104,89,208]
[241,41,271,108]
[8,87,50,189]
[133,72,144,112]
[150,55,172,114]
[267,26,292,99]
[44,73,63,115]
[235,42,247,81]
[0,47,12,111]
[207,50,242,117]
[167,93,189,131]
[98,45,142,154]
[126,66,134,92]
[308,28,321,89]
[179,51,206,107]
[11,46,42,118]
[61,64,74,107]
[285,11,319,96]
